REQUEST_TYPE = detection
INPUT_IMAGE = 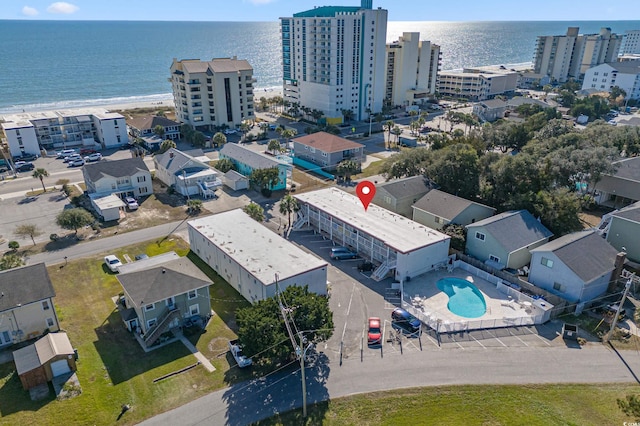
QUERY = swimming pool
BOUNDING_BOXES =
[437,277,487,318]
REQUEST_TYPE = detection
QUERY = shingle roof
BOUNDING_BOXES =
[467,210,553,252]
[13,332,74,375]
[611,201,640,223]
[224,169,248,182]
[117,257,211,307]
[0,263,55,313]
[128,115,180,131]
[531,230,619,282]
[83,157,149,182]
[610,157,640,182]
[413,189,495,220]
[377,176,435,200]
[220,143,286,170]
[605,60,640,74]
[154,148,210,176]
[293,132,365,153]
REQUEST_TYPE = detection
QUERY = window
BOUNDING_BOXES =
[144,303,155,312]
[189,304,200,316]
[434,216,441,224]
[166,296,175,307]
[541,257,554,268]
[553,282,564,292]
[188,290,197,300]
[147,319,157,329]
[137,175,146,182]
[46,318,55,328]
[489,255,501,263]
[42,300,50,310]
[475,232,486,241]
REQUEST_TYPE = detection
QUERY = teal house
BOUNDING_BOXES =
[219,143,291,191]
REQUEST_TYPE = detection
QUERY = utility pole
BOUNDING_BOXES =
[603,274,633,343]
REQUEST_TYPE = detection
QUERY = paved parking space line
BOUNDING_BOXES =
[484,330,507,347]
[468,333,486,349]
[444,334,465,350]
[423,333,441,349]
[507,328,529,347]
[523,326,552,346]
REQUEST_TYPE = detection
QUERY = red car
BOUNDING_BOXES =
[367,317,382,345]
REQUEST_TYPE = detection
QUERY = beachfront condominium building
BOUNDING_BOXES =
[533,27,622,83]
[385,32,441,108]
[1,108,127,157]
[621,30,640,55]
[280,0,388,124]
[437,66,519,101]
[170,57,255,131]
[581,60,640,100]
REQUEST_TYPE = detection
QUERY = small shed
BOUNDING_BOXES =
[90,194,125,221]
[223,170,249,191]
[13,332,76,390]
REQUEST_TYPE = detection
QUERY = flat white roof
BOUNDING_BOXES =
[295,188,450,254]
[1,108,123,125]
[90,193,126,210]
[188,209,327,284]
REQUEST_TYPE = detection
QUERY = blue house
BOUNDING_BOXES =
[219,143,291,191]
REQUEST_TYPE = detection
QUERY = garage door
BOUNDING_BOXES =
[50,359,71,377]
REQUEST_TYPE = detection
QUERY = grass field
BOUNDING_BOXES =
[255,383,640,425]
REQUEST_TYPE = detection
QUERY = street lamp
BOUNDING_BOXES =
[296,331,314,418]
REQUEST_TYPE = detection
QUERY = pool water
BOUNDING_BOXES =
[437,277,487,318]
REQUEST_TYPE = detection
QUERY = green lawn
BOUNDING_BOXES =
[0,237,240,426]
[256,384,640,425]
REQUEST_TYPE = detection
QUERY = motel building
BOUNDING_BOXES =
[293,188,451,282]
[188,209,328,303]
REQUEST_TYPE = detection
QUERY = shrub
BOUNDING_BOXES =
[8,241,19,251]
[50,233,59,242]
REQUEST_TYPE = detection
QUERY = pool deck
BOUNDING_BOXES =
[403,267,535,330]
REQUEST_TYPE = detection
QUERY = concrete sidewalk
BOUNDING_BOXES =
[177,334,216,372]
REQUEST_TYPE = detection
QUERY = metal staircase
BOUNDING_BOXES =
[292,212,308,230]
[143,308,181,348]
[371,259,396,282]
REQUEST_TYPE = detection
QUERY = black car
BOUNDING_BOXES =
[391,307,421,335]
[15,153,38,162]
[15,162,35,172]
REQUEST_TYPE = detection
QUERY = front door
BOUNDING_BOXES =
[129,319,138,333]
[0,331,11,346]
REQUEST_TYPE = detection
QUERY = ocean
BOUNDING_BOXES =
[1,19,639,114]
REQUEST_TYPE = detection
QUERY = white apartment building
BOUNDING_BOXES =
[170,57,255,131]
[280,0,388,123]
[621,30,640,55]
[438,67,519,101]
[1,108,127,157]
[385,32,441,107]
[581,60,640,100]
[533,27,622,83]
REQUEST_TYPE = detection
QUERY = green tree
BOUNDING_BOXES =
[532,188,583,236]
[187,199,203,215]
[336,159,360,183]
[609,86,627,107]
[239,122,250,142]
[425,143,480,199]
[216,158,235,173]
[618,394,640,421]
[32,168,49,193]
[267,139,281,155]
[212,132,227,148]
[391,126,403,148]
[0,253,24,271]
[181,123,194,142]
[341,108,354,124]
[236,285,334,365]
[380,147,431,179]
[159,139,176,154]
[441,224,466,252]
[243,202,264,222]
[15,224,42,246]
[192,131,206,148]
[153,125,165,139]
[279,194,300,229]
[56,208,94,236]
[8,241,19,251]
[250,167,281,196]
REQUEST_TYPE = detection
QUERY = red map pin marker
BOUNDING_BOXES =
[356,180,376,211]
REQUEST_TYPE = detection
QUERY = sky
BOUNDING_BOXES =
[1,0,640,22]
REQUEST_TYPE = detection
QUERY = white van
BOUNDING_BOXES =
[56,149,77,159]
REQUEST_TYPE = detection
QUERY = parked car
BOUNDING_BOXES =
[64,154,82,163]
[358,261,374,272]
[56,149,77,159]
[134,253,149,261]
[14,161,34,172]
[330,246,357,260]
[228,339,252,368]
[15,153,38,161]
[268,123,277,130]
[391,307,421,335]
[80,148,97,156]
[125,197,139,210]
[224,129,237,135]
[84,153,103,162]
[68,158,85,167]
[104,255,122,272]
[367,317,382,345]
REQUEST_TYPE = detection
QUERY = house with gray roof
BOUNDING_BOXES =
[412,189,496,230]
[116,252,212,348]
[594,156,640,208]
[128,115,181,140]
[292,132,365,170]
[0,263,60,348]
[371,175,436,217]
[528,230,619,302]
[465,210,553,269]
[598,201,640,263]
[82,157,152,198]
[219,143,291,191]
[154,148,221,196]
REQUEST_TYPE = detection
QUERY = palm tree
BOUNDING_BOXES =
[212,132,227,148]
[239,122,250,142]
[383,120,394,149]
[32,168,49,192]
[336,159,360,183]
[267,139,281,155]
[279,194,300,229]
[391,126,402,148]
[243,202,265,222]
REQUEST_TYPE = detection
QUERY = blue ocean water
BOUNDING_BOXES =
[1,20,639,113]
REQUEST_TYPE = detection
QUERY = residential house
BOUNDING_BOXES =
[219,143,290,191]
[372,175,436,218]
[128,115,181,140]
[528,230,619,302]
[412,189,496,230]
[593,157,640,208]
[83,157,152,199]
[116,252,212,348]
[13,332,76,390]
[581,60,640,101]
[465,210,553,269]
[188,209,328,303]
[292,132,365,171]
[598,201,640,263]
[517,71,551,89]
[222,169,249,191]
[0,263,60,348]
[154,148,221,197]
[472,99,508,122]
